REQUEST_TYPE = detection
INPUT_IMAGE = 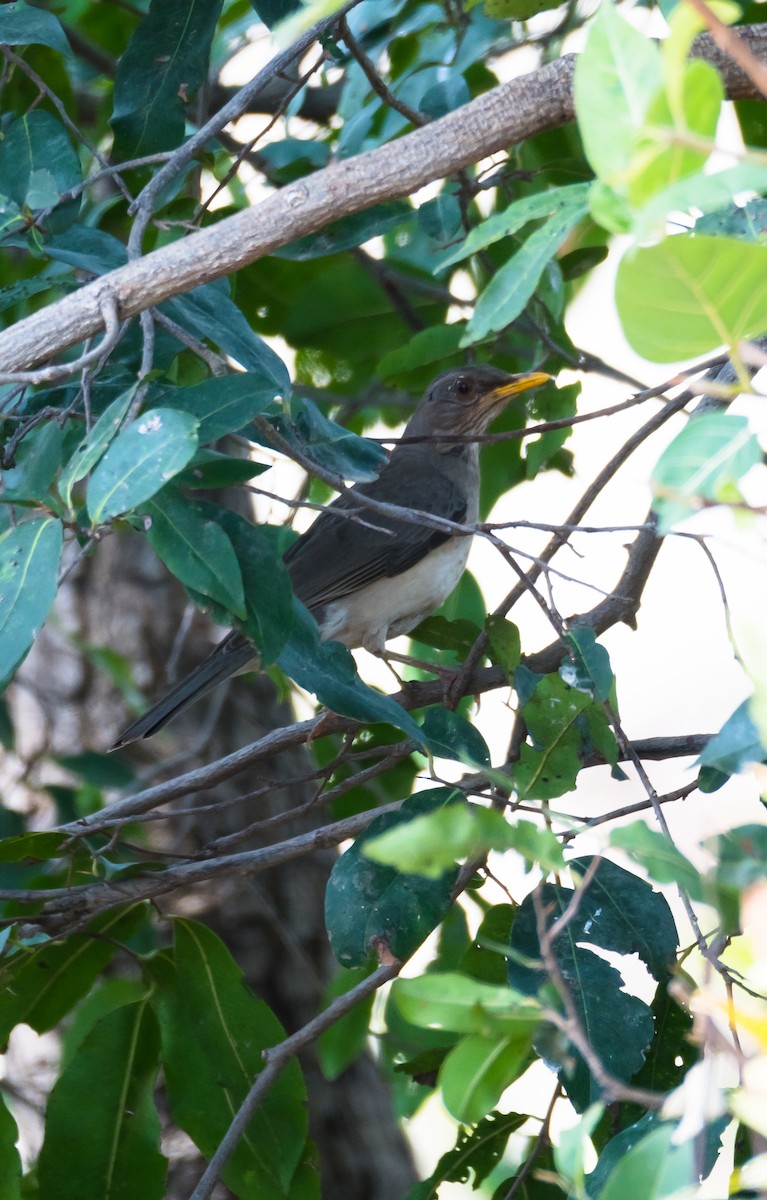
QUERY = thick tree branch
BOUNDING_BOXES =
[1,27,766,373]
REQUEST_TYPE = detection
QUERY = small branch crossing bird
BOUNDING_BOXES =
[113,365,548,748]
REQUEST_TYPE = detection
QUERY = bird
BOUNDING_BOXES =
[112,365,549,748]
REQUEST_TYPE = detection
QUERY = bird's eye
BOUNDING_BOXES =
[455,377,471,397]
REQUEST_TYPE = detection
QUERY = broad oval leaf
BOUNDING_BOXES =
[616,234,767,361]
[158,372,281,443]
[59,387,137,510]
[86,408,199,524]
[0,1,71,55]
[325,788,462,968]
[439,1030,536,1124]
[0,517,63,683]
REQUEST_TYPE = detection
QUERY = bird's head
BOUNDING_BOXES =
[404,365,550,446]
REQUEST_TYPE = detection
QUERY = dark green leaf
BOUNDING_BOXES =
[111,0,224,158]
[0,906,148,1050]
[45,227,127,274]
[86,409,199,523]
[419,77,470,118]
[159,373,282,443]
[410,615,483,657]
[325,788,462,967]
[459,904,516,986]
[163,283,290,391]
[176,449,269,489]
[316,967,375,1080]
[508,858,677,1109]
[273,395,388,481]
[144,489,246,618]
[1,421,65,504]
[0,1091,21,1200]
[249,0,302,28]
[278,598,424,741]
[215,509,294,662]
[0,1,71,55]
[277,201,412,259]
[408,1110,527,1200]
[0,517,63,684]
[422,708,491,767]
[154,921,309,1198]
[54,749,135,788]
[417,195,463,246]
[0,111,81,232]
[561,627,614,702]
[38,999,166,1200]
[694,195,767,241]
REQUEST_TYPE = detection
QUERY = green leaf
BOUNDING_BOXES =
[616,234,767,361]
[0,906,147,1049]
[176,449,269,489]
[377,324,465,382]
[249,0,302,29]
[163,282,290,391]
[439,184,591,268]
[561,627,614,702]
[459,904,516,986]
[37,999,166,1200]
[410,614,483,658]
[59,387,137,509]
[462,196,589,345]
[159,372,282,443]
[0,1091,20,1200]
[485,615,521,680]
[365,806,564,878]
[154,922,309,1198]
[651,412,761,531]
[111,0,224,158]
[0,111,81,232]
[513,674,592,801]
[86,408,199,524]
[278,598,424,741]
[215,509,294,662]
[610,823,703,900]
[274,395,388,481]
[421,709,491,767]
[508,858,677,1109]
[409,1110,527,1200]
[316,967,375,1081]
[143,489,245,618]
[598,1123,695,1200]
[0,831,67,862]
[277,201,412,259]
[439,1029,535,1123]
[418,195,463,246]
[325,789,462,967]
[0,517,63,684]
[0,1,71,55]
[698,698,766,778]
[573,1,662,183]
[392,972,541,1034]
[0,421,65,504]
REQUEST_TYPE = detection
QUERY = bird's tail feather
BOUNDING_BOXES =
[111,640,256,750]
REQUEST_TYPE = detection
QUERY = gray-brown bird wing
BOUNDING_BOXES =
[285,454,468,612]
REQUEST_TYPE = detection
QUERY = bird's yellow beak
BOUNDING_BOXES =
[484,372,551,404]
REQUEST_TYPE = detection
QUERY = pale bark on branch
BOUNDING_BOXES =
[1,27,766,374]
